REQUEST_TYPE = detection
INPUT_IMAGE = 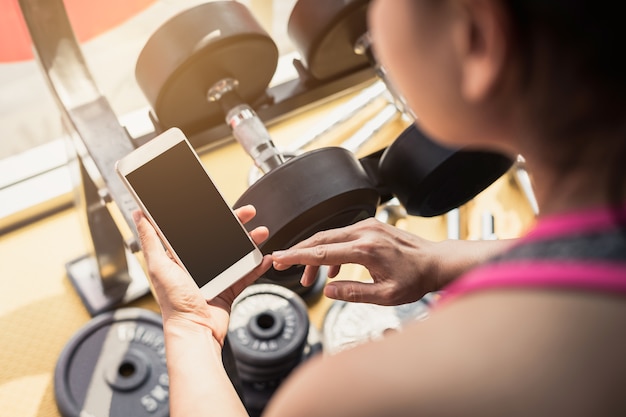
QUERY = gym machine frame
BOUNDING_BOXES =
[18,0,377,316]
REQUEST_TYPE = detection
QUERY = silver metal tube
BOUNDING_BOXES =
[226,104,285,173]
[340,103,399,154]
[18,0,150,314]
[286,80,388,153]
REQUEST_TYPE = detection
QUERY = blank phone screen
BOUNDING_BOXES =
[126,141,256,287]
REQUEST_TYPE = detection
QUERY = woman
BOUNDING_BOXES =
[133,0,626,415]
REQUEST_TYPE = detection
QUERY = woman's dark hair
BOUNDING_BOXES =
[504,0,626,214]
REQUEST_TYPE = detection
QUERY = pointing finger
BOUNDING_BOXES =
[272,241,363,269]
[234,204,257,224]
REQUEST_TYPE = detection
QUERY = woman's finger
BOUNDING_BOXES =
[324,280,387,304]
[234,204,256,224]
[299,265,321,287]
[273,240,369,269]
[327,264,341,278]
[249,225,269,246]
[286,219,376,251]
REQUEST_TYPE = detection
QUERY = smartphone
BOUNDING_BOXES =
[115,127,263,300]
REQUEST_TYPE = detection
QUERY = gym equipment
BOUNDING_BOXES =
[234,145,381,294]
[247,80,391,185]
[288,0,371,81]
[19,0,376,315]
[377,124,514,217]
[323,293,439,355]
[14,0,383,318]
[289,1,385,94]
[289,0,514,217]
[136,1,377,150]
[282,80,389,156]
[228,284,322,416]
[136,1,280,161]
[19,0,154,316]
[239,102,399,298]
[136,1,383,300]
[54,308,169,417]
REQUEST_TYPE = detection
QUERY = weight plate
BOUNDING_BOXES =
[288,0,371,80]
[237,319,322,417]
[54,308,168,417]
[322,294,439,355]
[228,284,321,417]
[234,147,380,283]
[136,1,278,137]
[229,284,311,381]
[379,123,514,217]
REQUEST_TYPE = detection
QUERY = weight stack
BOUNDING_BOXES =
[227,284,322,416]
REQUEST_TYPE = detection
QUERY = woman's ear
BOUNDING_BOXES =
[453,0,509,102]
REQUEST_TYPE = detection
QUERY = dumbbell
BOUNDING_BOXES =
[135,1,284,175]
[136,1,279,141]
[288,0,372,81]
[136,1,380,299]
[288,0,514,217]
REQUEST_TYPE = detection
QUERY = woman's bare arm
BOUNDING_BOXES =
[273,218,517,305]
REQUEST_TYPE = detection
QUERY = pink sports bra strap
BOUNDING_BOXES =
[442,206,626,301]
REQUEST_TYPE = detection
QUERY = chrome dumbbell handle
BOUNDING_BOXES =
[226,104,285,173]
[208,78,285,174]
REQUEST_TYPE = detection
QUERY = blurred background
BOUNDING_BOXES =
[0,0,297,159]
[0,0,308,233]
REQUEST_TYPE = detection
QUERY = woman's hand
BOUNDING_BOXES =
[133,205,273,346]
[272,218,442,305]
[272,217,513,306]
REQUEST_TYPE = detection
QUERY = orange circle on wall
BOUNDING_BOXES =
[0,0,155,62]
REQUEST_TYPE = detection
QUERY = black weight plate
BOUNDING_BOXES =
[234,147,379,282]
[237,321,322,417]
[54,308,168,417]
[288,0,371,80]
[228,284,310,378]
[136,1,278,137]
[379,124,514,217]
[229,284,322,416]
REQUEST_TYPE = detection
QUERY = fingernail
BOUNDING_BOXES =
[325,285,337,299]
[272,250,284,258]
[132,210,142,224]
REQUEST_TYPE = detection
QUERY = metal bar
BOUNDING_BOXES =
[18,0,150,315]
[340,103,399,154]
[285,80,388,153]
[186,66,378,153]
